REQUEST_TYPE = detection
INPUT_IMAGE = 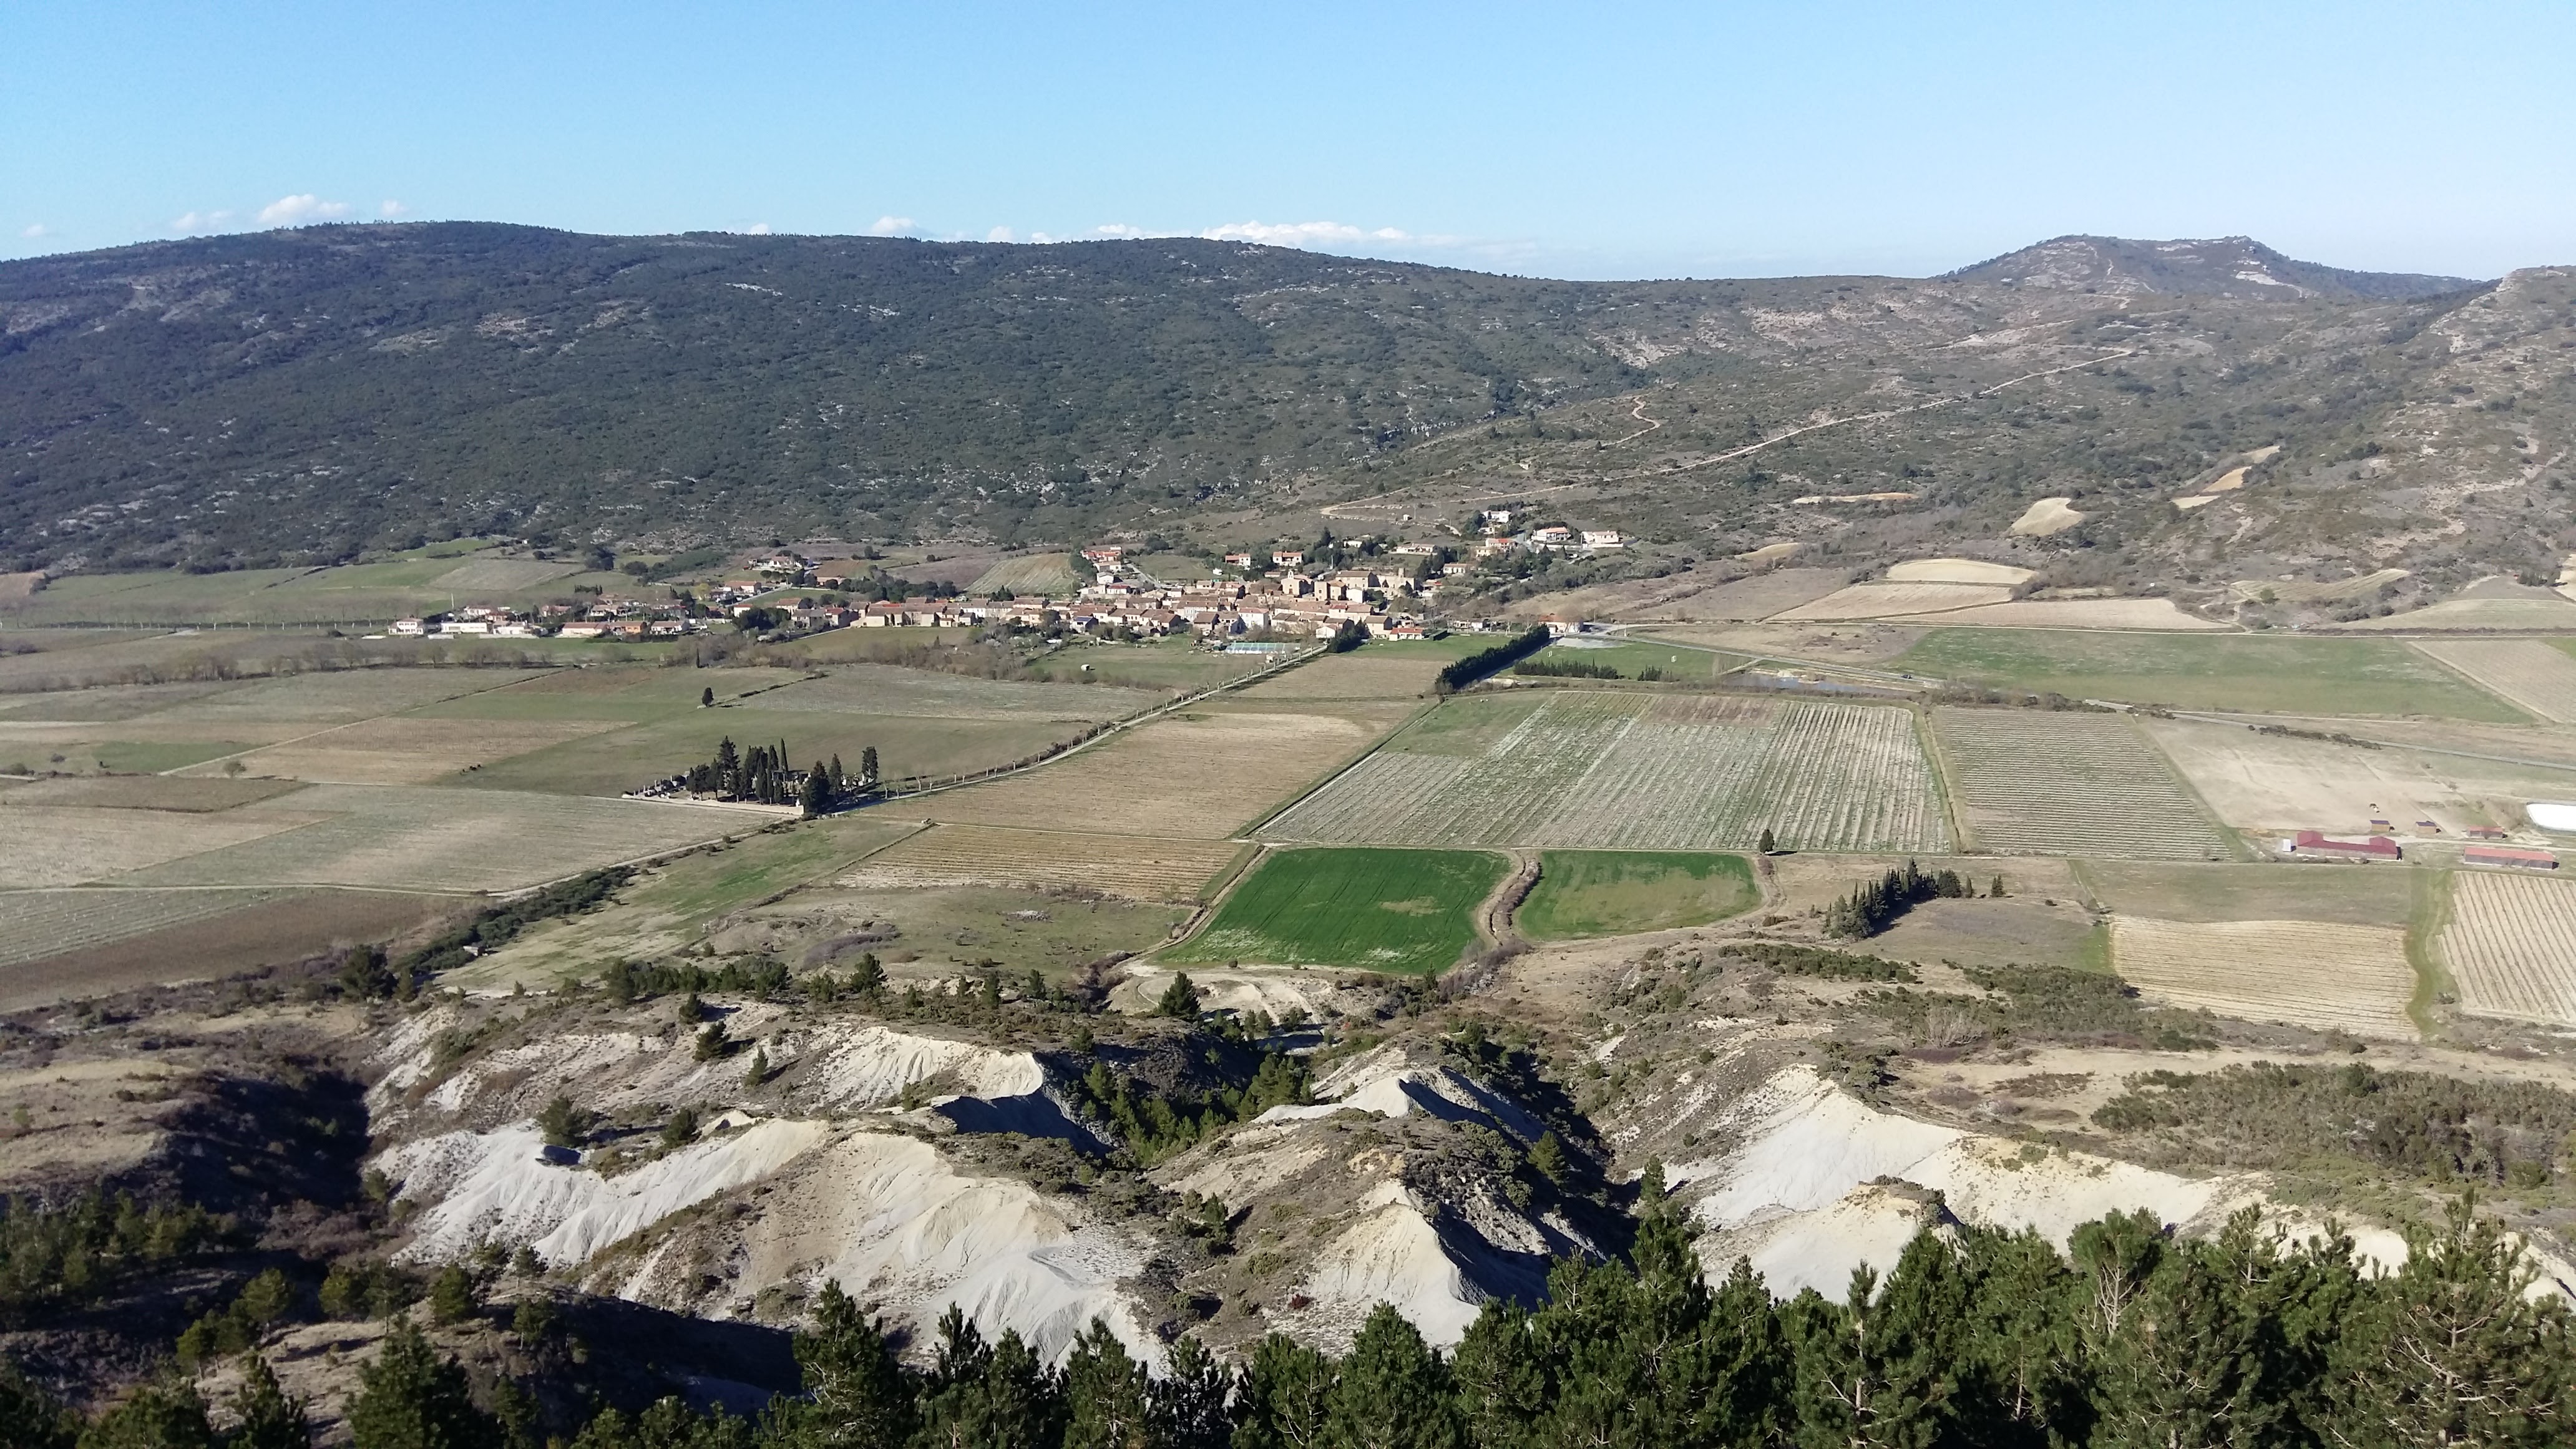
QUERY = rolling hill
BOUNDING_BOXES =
[1,225,2569,610]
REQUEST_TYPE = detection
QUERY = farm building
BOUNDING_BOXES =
[2288,830,2402,860]
[2464,846,2560,871]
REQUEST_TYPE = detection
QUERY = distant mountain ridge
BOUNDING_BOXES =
[0,224,2560,593]
[1944,235,2481,301]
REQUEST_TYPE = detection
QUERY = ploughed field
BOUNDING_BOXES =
[1164,846,1504,974]
[1933,709,2235,861]
[2108,915,2418,1038]
[2439,870,2576,1026]
[1261,691,1951,854]
[839,823,1243,904]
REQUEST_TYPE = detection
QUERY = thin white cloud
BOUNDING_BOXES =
[171,209,232,232]
[866,215,915,236]
[985,226,1015,243]
[1091,223,1169,238]
[1202,220,1413,246]
[1028,230,1057,244]
[742,222,773,235]
[379,200,409,218]
[19,224,47,240]
[258,194,353,226]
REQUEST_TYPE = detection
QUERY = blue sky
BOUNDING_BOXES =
[6,1,2571,278]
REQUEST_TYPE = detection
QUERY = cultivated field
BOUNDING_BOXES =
[144,666,549,723]
[0,888,456,1011]
[0,804,331,888]
[111,785,749,893]
[1884,559,2035,587]
[456,708,1083,797]
[2439,870,2576,1026]
[2108,915,2418,1038]
[748,665,1158,721]
[0,888,285,970]
[2414,640,2576,723]
[1770,582,2016,621]
[1231,642,1471,702]
[1934,709,2234,859]
[1655,568,1851,622]
[0,776,304,811]
[1263,692,1951,853]
[1516,851,1757,940]
[2228,568,2410,605]
[1886,598,2230,631]
[427,558,582,592]
[966,553,1083,597]
[920,705,1397,839]
[457,814,925,987]
[841,824,1242,904]
[2076,861,2415,928]
[1898,630,2524,718]
[187,716,625,784]
[2327,598,2576,632]
[2142,715,2568,837]
[1165,847,1503,974]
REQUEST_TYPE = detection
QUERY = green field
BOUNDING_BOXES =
[1520,642,1730,681]
[0,552,651,627]
[1165,846,1505,973]
[1516,850,1759,939]
[1896,630,2525,720]
[449,708,1082,796]
[1020,637,1277,692]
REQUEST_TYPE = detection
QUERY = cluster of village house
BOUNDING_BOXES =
[389,599,702,640]
[386,517,1629,645]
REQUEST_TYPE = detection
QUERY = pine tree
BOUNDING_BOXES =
[1156,972,1203,1020]
[0,1364,74,1449]
[225,1354,313,1449]
[782,1280,916,1449]
[1061,1318,1153,1449]
[914,1314,1065,1449]
[345,1317,499,1449]
[75,1378,215,1449]
[2329,1195,2575,1449]
[1328,1305,1463,1449]
[701,686,714,707]
[1151,1334,1233,1449]
[744,1047,770,1090]
[1759,827,1778,855]
[427,1264,477,1325]
[1234,1334,1335,1449]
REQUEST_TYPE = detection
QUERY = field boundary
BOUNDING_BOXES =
[2406,641,2548,724]
[1913,705,1974,854]
[870,643,1329,805]
[2408,866,2458,1039]
[2124,713,2256,862]
[1153,843,1274,954]
[1231,693,1448,838]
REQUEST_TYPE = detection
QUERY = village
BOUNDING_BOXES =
[383,510,1628,647]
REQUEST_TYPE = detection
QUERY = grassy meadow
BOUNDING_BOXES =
[1896,629,2525,719]
[1166,846,1505,973]
[1516,850,1759,939]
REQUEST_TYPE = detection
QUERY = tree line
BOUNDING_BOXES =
[1823,859,1986,939]
[1437,626,1553,694]
[675,738,876,815]
[16,1189,2568,1448]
